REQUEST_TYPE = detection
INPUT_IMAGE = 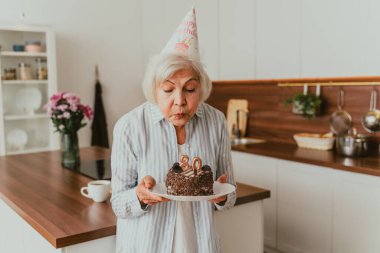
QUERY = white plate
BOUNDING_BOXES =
[6,129,28,150]
[150,182,236,201]
[15,87,42,114]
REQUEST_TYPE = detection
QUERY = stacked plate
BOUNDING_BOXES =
[15,87,42,114]
[6,129,28,151]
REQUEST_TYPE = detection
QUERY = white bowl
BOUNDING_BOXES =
[25,44,43,53]
[294,133,335,150]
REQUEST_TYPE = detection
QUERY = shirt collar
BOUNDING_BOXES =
[149,103,165,124]
[195,103,204,118]
[149,102,205,124]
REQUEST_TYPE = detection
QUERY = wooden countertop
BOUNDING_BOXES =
[232,141,380,177]
[0,147,269,248]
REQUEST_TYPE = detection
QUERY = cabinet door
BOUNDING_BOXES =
[219,0,255,79]
[333,169,380,253]
[256,0,301,78]
[215,201,264,253]
[231,151,277,248]
[0,195,26,252]
[193,0,219,80]
[277,159,333,253]
[301,0,380,77]
[0,198,61,253]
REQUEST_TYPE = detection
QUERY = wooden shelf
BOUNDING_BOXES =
[2,80,48,85]
[278,81,380,87]
[4,114,48,121]
[0,51,47,57]
[213,76,380,86]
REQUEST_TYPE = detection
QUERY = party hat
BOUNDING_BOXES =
[161,6,200,59]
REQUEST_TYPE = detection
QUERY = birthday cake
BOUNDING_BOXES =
[166,155,214,196]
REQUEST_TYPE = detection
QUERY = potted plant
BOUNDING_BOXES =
[285,93,322,119]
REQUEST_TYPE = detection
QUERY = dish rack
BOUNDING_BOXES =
[293,133,335,150]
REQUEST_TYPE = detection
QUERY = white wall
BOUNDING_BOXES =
[1,0,380,146]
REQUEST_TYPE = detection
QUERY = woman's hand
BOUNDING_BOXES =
[136,175,169,207]
[209,174,228,204]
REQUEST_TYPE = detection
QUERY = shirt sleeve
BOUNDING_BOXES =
[110,116,149,218]
[215,115,236,211]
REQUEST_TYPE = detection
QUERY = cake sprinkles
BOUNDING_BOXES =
[166,155,214,196]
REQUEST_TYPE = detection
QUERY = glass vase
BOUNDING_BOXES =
[61,132,80,169]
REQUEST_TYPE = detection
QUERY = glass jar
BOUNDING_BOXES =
[18,62,32,80]
[35,58,48,80]
[3,68,17,80]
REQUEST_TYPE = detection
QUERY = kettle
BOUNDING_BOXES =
[335,128,369,157]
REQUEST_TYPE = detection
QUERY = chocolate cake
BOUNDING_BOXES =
[166,155,214,196]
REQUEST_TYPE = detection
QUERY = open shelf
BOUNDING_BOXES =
[2,80,48,85]
[4,114,48,121]
[0,51,47,57]
[0,25,58,155]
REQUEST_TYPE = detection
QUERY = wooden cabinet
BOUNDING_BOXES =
[232,151,278,248]
[0,25,58,155]
[277,159,333,253]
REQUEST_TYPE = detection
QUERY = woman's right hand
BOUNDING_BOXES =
[136,175,169,207]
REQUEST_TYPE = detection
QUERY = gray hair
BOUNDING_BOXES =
[142,53,212,103]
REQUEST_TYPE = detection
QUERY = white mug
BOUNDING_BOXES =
[81,180,111,202]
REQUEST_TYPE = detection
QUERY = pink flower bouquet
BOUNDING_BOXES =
[44,92,93,134]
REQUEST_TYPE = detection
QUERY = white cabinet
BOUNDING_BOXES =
[301,0,380,77]
[233,150,380,253]
[0,197,115,253]
[255,0,301,78]
[219,0,256,79]
[232,151,278,248]
[332,169,380,253]
[215,200,264,253]
[277,159,333,253]
[0,25,58,155]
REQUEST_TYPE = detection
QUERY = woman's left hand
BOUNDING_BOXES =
[208,174,228,204]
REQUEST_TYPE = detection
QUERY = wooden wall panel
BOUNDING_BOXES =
[207,77,380,144]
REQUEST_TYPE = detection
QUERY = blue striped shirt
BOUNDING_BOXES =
[111,102,236,253]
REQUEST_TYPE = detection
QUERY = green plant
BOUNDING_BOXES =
[285,93,322,119]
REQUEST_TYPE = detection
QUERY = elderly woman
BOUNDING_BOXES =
[111,53,236,253]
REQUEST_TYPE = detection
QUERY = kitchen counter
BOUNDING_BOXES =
[0,147,269,249]
[232,141,380,177]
